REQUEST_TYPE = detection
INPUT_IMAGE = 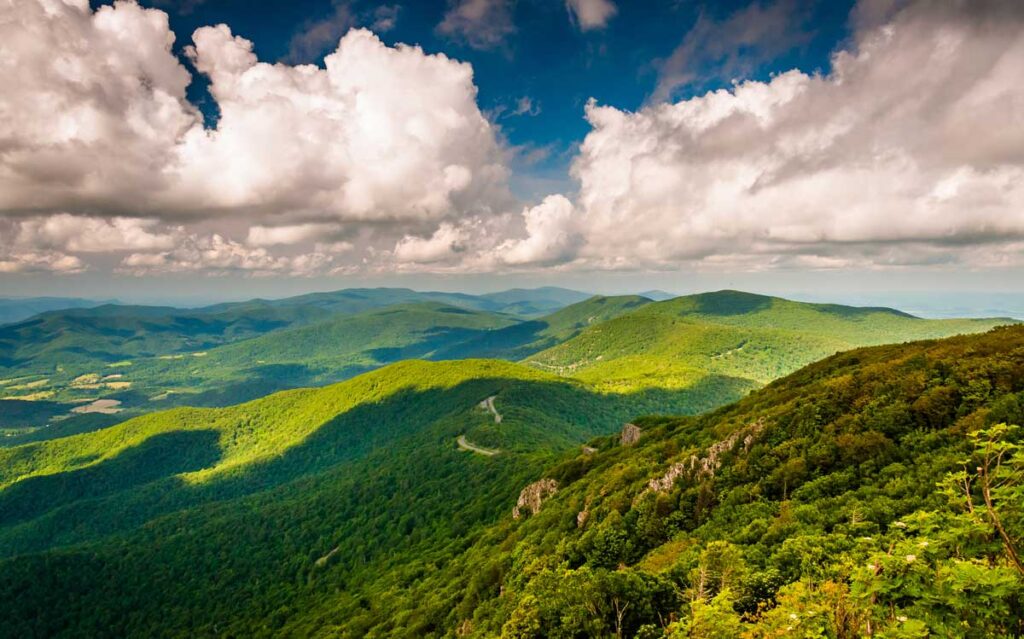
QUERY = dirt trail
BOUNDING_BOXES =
[457,435,500,456]
[479,395,502,423]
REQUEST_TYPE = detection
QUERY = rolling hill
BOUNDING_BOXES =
[1,326,1021,637]
[334,324,1024,638]
[0,355,745,637]
[526,290,1012,391]
[1,290,1012,445]
[0,296,112,326]
[0,288,595,439]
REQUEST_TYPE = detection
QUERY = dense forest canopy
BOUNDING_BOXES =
[1,318,1021,637]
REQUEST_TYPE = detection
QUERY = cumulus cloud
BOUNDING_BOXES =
[0,251,85,274]
[393,222,472,264]
[178,26,511,221]
[0,2,511,223]
[0,0,516,275]
[565,0,1024,269]
[0,0,197,217]
[15,215,180,252]
[437,0,516,50]
[566,0,617,31]
[246,223,340,247]
[2,0,1024,278]
[492,195,581,266]
[119,234,334,276]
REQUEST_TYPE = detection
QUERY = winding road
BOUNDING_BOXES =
[457,435,500,456]
[479,395,502,423]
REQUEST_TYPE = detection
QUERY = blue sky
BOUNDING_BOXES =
[154,0,857,200]
[0,0,1022,309]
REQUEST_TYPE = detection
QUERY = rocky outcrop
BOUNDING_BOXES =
[581,445,597,455]
[620,423,642,446]
[648,418,766,493]
[576,498,592,528]
[512,478,559,519]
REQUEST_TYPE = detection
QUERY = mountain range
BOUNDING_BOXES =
[0,287,1020,637]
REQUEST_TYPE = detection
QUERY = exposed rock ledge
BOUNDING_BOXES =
[620,423,642,446]
[513,478,559,520]
[648,417,767,493]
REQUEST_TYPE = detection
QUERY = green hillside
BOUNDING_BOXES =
[0,296,654,442]
[476,286,594,317]
[0,297,111,326]
[0,286,586,375]
[199,286,591,318]
[0,356,748,637]
[0,302,329,370]
[434,295,653,361]
[527,290,1011,391]
[294,326,1024,637]
[2,290,1009,445]
[3,327,1021,637]
[0,289,594,438]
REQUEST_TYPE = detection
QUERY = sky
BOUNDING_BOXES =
[1,0,1023,309]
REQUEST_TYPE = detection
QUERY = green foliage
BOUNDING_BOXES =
[526,290,1010,392]
[0,292,1020,638]
[0,293,647,435]
[319,325,1024,638]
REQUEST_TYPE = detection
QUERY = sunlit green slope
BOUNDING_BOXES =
[433,294,654,360]
[0,296,650,441]
[3,325,1021,637]
[526,290,1011,391]
[289,325,1024,638]
[0,355,741,557]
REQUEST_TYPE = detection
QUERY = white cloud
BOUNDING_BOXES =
[0,0,197,217]
[15,215,180,252]
[246,223,340,247]
[2,0,1023,278]
[119,234,334,276]
[566,0,617,31]
[0,251,85,274]
[393,222,471,264]
[0,2,511,226]
[177,26,511,222]
[492,195,580,266]
[565,0,1024,269]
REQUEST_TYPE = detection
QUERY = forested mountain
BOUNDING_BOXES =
[0,358,740,637]
[2,326,1021,637]
[0,288,591,439]
[385,324,1022,639]
[474,287,594,317]
[0,290,1011,445]
[0,297,111,326]
[527,290,1010,391]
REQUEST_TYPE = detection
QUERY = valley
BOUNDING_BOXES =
[0,287,1019,638]
[0,288,1008,446]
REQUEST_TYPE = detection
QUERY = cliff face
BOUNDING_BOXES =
[512,478,559,519]
[620,423,642,446]
[648,417,766,493]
